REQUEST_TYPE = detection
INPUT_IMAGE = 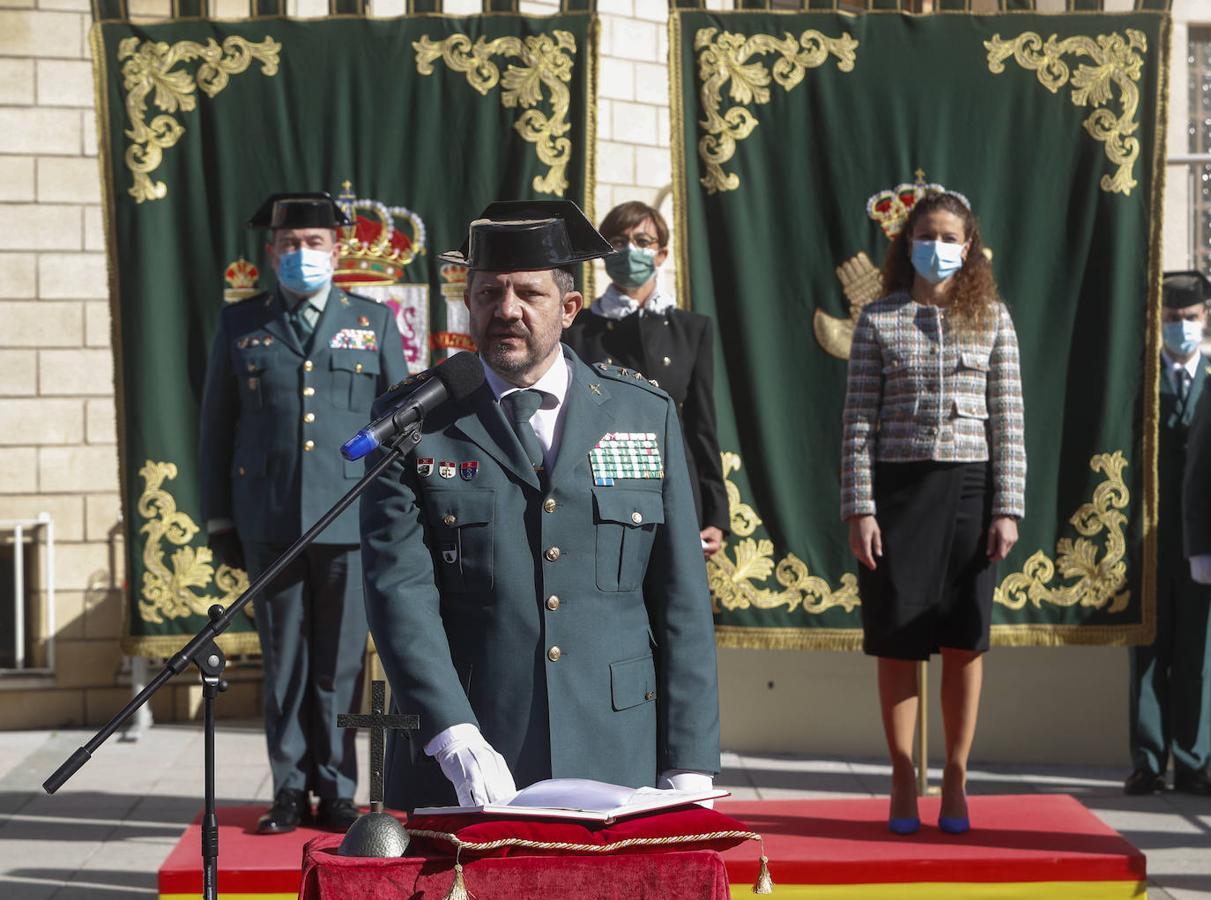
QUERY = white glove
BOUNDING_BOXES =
[1192,554,1211,585]
[425,723,517,807]
[657,769,716,809]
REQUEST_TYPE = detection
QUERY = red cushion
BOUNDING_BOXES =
[406,806,758,859]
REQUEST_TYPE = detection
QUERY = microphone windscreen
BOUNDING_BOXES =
[433,351,486,402]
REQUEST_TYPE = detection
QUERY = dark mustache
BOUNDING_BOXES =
[488,326,528,338]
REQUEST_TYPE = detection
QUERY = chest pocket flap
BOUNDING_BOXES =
[423,489,495,592]
[958,350,990,372]
[593,489,666,528]
[330,348,382,376]
[424,489,495,527]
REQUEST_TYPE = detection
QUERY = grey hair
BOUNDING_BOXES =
[552,267,576,298]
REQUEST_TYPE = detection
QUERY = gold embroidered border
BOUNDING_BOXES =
[118,35,281,203]
[414,30,577,197]
[136,460,251,625]
[985,28,1147,196]
[707,453,860,618]
[711,449,1149,650]
[694,26,858,195]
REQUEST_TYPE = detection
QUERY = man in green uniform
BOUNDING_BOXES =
[1126,269,1211,795]
[360,200,721,810]
[199,193,409,831]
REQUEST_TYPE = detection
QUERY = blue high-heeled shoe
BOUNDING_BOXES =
[888,816,921,835]
[938,815,970,835]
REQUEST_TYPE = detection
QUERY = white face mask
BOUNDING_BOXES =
[910,240,966,284]
[277,247,333,295]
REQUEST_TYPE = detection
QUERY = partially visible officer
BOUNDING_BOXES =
[563,201,728,559]
[1126,269,1211,796]
[199,193,409,832]
[360,200,721,811]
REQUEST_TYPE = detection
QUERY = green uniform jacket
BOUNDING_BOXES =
[1183,355,1211,558]
[199,285,408,545]
[361,346,721,811]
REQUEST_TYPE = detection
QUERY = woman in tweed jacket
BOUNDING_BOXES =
[840,192,1025,836]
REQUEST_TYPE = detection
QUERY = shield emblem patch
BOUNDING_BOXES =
[417,457,433,477]
[439,460,456,479]
[441,545,458,564]
[460,461,478,481]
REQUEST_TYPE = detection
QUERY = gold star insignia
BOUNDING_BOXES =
[589,383,602,395]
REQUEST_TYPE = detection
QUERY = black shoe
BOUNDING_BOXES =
[1174,768,1211,796]
[1123,768,1166,795]
[316,797,361,833]
[256,788,310,834]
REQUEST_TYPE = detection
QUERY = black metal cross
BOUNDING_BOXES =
[337,680,419,812]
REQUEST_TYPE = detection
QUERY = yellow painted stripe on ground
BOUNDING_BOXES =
[161,893,298,899]
[730,881,1146,899]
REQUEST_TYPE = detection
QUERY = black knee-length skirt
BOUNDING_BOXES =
[857,460,996,660]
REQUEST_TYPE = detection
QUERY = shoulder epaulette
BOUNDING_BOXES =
[592,361,667,395]
[344,290,379,306]
[226,289,272,309]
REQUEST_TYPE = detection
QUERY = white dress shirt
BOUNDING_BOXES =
[1161,349,1199,399]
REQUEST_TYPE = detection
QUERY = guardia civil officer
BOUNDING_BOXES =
[199,193,409,832]
[360,200,721,811]
[1126,269,1211,796]
[563,201,728,559]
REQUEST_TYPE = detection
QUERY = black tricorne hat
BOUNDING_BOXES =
[247,192,352,230]
[1163,270,1211,309]
[438,200,613,271]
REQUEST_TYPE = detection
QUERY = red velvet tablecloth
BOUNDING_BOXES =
[300,834,731,899]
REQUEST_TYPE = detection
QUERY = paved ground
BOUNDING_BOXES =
[0,722,1209,898]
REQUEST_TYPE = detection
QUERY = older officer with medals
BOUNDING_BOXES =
[199,193,409,832]
[1127,269,1211,796]
[360,200,721,810]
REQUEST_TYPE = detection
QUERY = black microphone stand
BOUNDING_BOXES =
[42,426,422,900]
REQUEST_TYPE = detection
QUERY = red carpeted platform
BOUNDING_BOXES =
[158,795,1146,899]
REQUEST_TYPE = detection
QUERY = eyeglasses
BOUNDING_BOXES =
[607,234,661,252]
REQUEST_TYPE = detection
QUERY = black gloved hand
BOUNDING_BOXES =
[208,530,246,571]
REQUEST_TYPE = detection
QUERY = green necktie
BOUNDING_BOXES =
[502,390,546,471]
[289,302,316,347]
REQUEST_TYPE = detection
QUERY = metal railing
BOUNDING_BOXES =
[0,514,56,675]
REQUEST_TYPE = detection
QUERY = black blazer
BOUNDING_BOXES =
[564,306,728,533]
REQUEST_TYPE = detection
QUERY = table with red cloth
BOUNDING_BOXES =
[299,833,731,899]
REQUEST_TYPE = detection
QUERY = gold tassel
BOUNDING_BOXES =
[753,855,773,894]
[443,861,470,900]
[444,847,473,900]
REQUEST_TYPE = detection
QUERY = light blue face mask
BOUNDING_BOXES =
[277,247,333,295]
[910,240,966,285]
[1163,319,1204,358]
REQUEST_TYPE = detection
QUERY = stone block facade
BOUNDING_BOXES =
[0,0,1204,756]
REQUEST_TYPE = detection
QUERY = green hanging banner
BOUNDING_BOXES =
[92,13,598,656]
[670,10,1168,649]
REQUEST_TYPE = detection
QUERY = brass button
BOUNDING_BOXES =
[442,514,457,526]
[662,356,671,366]
[303,386,315,397]
[644,691,655,701]
[303,412,315,424]
[355,362,364,373]
[546,595,560,611]
[303,440,315,451]
[547,646,561,662]
[246,363,256,372]
[606,321,614,331]
[304,360,314,372]
[605,357,613,365]
[238,466,246,476]
[545,546,561,561]
[630,511,643,525]
[543,498,557,513]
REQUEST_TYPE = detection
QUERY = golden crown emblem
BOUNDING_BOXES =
[223,256,260,303]
[334,180,426,287]
[439,262,469,299]
[865,169,969,241]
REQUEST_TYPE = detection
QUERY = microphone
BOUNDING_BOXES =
[341,353,485,461]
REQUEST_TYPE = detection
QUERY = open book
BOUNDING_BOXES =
[412,778,729,824]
